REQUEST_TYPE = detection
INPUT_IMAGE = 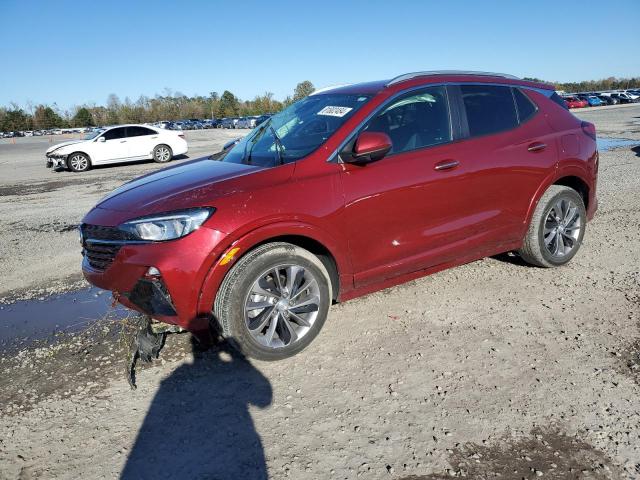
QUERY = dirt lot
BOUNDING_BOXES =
[1,105,640,479]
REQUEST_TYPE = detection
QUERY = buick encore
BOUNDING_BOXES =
[81,71,598,360]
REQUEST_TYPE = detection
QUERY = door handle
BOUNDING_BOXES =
[527,142,546,152]
[434,160,459,171]
[120,140,127,143]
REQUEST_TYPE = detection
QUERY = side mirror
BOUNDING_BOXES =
[98,137,106,143]
[348,131,392,164]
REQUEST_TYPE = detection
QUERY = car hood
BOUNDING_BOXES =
[46,139,86,154]
[93,158,265,215]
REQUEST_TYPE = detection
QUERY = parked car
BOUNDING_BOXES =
[45,124,187,172]
[597,95,618,105]
[577,95,603,107]
[563,96,588,108]
[80,71,598,360]
[219,118,235,129]
[236,117,253,129]
[611,93,638,104]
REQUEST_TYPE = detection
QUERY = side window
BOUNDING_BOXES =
[513,88,537,123]
[102,127,126,141]
[460,85,518,137]
[364,86,451,155]
[126,126,155,137]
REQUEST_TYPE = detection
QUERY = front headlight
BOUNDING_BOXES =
[119,207,215,241]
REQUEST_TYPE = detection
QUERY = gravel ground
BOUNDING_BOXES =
[0,105,639,479]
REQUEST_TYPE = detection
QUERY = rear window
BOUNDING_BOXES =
[460,85,518,137]
[513,88,537,123]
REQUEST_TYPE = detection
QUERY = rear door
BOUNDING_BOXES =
[449,84,559,245]
[125,126,159,159]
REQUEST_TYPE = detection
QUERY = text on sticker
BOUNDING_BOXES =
[317,106,353,117]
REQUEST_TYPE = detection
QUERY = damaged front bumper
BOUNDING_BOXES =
[45,154,67,169]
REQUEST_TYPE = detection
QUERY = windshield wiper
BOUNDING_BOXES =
[244,119,272,165]
[269,125,285,165]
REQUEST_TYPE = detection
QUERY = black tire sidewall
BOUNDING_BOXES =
[537,190,586,266]
[221,247,331,361]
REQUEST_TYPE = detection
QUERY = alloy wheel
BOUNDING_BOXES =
[244,264,320,349]
[544,198,582,257]
[155,147,170,162]
[70,154,88,171]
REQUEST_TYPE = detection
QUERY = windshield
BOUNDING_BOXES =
[83,129,103,140]
[220,93,371,167]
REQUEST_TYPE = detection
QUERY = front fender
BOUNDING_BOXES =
[196,221,353,318]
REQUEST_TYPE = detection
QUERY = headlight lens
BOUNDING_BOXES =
[119,207,215,241]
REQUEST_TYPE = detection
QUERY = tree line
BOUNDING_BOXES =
[0,80,315,132]
[2,76,639,132]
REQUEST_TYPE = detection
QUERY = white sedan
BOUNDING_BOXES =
[45,124,188,172]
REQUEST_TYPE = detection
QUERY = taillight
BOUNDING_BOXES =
[581,121,596,141]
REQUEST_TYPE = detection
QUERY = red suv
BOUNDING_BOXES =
[81,71,598,360]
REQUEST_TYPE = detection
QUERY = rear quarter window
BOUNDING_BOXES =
[513,88,537,123]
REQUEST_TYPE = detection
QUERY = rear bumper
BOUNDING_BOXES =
[82,225,229,333]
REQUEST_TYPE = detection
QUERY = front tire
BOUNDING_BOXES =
[67,152,91,172]
[214,242,332,360]
[153,144,173,163]
[518,185,586,267]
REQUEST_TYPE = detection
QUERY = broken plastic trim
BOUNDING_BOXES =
[124,277,178,317]
[125,315,187,389]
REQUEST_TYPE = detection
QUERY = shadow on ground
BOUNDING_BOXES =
[120,338,272,480]
[398,427,620,479]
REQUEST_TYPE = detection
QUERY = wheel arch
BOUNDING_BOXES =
[524,169,593,230]
[197,223,351,317]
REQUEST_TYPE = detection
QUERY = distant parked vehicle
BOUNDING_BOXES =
[597,95,617,105]
[235,117,253,129]
[45,124,188,172]
[577,95,603,107]
[563,96,587,108]
[219,118,235,129]
[611,93,638,104]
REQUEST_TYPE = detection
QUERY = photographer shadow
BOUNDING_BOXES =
[121,337,272,480]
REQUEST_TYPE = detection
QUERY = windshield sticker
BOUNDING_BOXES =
[317,106,353,117]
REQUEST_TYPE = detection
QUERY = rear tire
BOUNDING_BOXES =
[518,185,586,267]
[153,144,173,163]
[213,242,332,361]
[67,152,91,172]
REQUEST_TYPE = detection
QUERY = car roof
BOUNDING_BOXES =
[313,71,554,97]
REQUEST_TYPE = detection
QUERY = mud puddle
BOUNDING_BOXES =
[0,287,129,352]
[597,137,639,151]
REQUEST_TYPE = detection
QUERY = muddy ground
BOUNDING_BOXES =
[1,105,640,479]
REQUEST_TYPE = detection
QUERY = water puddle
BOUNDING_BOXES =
[0,287,129,352]
[597,137,639,151]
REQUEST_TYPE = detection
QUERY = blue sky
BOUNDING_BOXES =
[1,0,638,111]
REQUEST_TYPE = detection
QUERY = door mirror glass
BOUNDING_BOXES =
[348,131,392,164]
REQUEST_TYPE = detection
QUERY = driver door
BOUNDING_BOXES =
[95,127,129,162]
[339,86,477,288]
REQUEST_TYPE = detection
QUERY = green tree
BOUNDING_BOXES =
[293,80,315,101]
[0,107,32,131]
[33,105,64,129]
[217,90,240,117]
[72,107,94,127]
